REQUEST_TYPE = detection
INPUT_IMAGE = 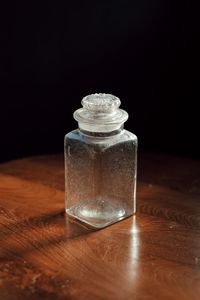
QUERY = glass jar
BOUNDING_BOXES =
[64,93,137,228]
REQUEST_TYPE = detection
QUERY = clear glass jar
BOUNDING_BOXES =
[64,93,137,228]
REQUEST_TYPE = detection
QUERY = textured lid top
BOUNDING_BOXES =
[81,93,121,113]
[74,93,128,127]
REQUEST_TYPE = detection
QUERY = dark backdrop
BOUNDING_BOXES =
[1,1,199,162]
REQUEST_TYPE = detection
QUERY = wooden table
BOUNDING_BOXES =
[0,153,200,300]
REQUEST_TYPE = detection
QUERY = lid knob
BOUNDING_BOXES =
[81,93,121,113]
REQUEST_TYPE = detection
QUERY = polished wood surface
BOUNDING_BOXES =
[0,153,200,300]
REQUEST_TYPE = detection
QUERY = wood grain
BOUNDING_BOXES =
[0,153,200,300]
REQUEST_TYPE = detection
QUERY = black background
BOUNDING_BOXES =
[1,1,199,162]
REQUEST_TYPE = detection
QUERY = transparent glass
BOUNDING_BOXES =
[64,94,138,228]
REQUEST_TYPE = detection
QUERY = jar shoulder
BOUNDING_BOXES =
[65,129,84,143]
[122,129,138,143]
[64,129,137,148]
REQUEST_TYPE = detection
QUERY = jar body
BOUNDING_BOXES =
[64,128,137,228]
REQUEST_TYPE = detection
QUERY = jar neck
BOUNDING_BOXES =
[79,125,124,137]
[77,120,125,133]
